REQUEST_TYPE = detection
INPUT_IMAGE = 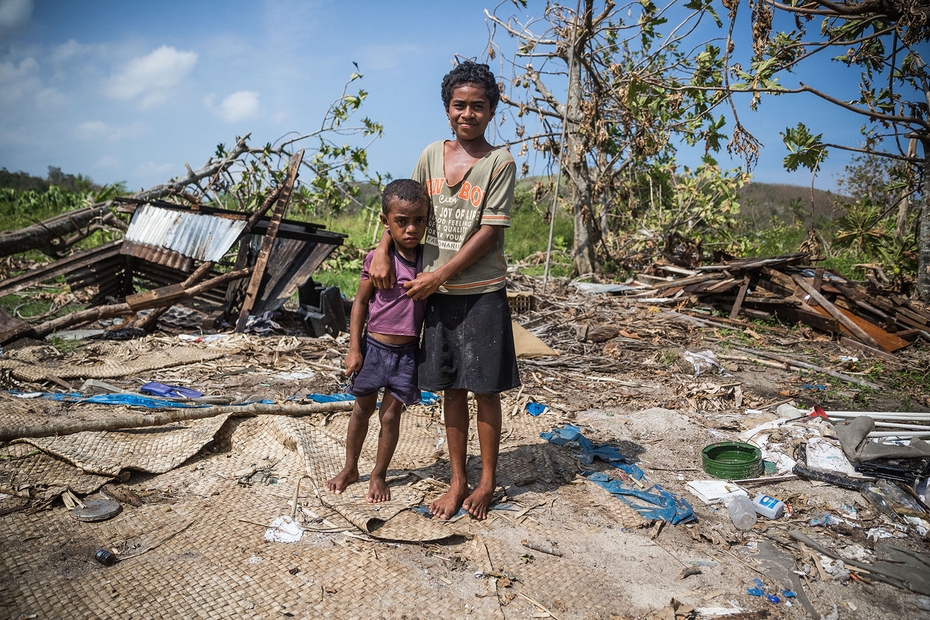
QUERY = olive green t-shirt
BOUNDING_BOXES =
[411,140,515,295]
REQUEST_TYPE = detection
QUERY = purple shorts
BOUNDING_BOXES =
[348,334,421,405]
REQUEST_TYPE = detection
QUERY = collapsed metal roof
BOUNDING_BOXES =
[124,203,248,264]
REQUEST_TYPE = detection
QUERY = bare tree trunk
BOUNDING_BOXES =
[571,182,598,275]
[0,400,354,442]
[919,140,930,301]
[563,3,599,276]
[896,138,918,237]
[0,204,115,259]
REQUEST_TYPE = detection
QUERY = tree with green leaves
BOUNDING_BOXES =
[486,0,750,276]
[720,0,928,297]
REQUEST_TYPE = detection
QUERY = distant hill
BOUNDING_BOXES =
[737,182,845,229]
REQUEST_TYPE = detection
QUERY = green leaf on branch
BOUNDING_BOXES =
[781,123,827,172]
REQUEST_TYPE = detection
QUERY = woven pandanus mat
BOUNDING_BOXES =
[0,344,226,382]
[0,442,112,500]
[18,412,231,476]
[260,409,462,542]
[0,400,664,619]
[0,419,534,620]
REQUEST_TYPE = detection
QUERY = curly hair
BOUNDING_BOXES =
[440,61,500,112]
[382,179,429,214]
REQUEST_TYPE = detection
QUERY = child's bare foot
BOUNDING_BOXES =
[325,467,359,494]
[367,475,391,503]
[462,483,495,520]
[429,481,469,520]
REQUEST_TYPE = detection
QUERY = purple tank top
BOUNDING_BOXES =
[362,246,425,337]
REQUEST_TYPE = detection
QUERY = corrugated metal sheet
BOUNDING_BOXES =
[125,204,247,263]
[122,240,195,272]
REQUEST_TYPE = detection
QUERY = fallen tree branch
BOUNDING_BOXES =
[732,345,881,390]
[31,267,252,338]
[0,400,354,442]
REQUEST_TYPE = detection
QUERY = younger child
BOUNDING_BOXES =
[324,179,430,502]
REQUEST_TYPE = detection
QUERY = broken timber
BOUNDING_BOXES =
[235,150,303,332]
[616,252,930,356]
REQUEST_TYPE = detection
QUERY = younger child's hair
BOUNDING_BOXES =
[382,179,428,214]
[441,61,500,112]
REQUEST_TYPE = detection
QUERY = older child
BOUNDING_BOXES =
[325,179,430,503]
[370,61,521,520]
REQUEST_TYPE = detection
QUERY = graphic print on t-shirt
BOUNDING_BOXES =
[423,177,486,251]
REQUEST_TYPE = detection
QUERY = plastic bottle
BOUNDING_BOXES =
[753,494,786,519]
[724,492,757,531]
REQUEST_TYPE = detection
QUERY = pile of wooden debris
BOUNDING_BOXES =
[610,253,929,359]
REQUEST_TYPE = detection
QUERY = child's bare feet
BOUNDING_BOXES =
[367,475,391,503]
[325,467,359,494]
[462,482,495,520]
[429,480,469,520]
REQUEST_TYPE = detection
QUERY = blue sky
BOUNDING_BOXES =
[0,0,875,196]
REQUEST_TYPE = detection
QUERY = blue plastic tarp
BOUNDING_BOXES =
[585,471,696,525]
[540,424,644,479]
[34,392,204,409]
[541,424,695,524]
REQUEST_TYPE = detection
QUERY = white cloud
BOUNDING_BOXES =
[0,56,39,103]
[0,0,32,30]
[212,90,260,123]
[76,120,145,142]
[35,87,66,108]
[106,45,197,109]
[50,39,85,63]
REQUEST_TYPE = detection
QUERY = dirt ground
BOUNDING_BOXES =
[1,277,929,619]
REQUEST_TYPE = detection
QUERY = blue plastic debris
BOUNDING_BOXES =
[421,391,440,405]
[307,393,356,403]
[140,382,202,399]
[526,402,547,416]
[541,424,644,479]
[37,392,203,409]
[585,472,695,525]
[781,590,797,598]
[810,513,837,526]
[747,586,765,597]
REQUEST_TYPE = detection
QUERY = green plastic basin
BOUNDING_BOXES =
[701,441,763,480]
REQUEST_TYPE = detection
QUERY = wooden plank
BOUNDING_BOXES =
[895,312,930,332]
[812,267,824,293]
[729,276,750,320]
[839,337,901,362]
[235,150,303,332]
[896,306,929,326]
[792,274,886,351]
[125,283,186,311]
[810,304,910,352]
[650,272,721,291]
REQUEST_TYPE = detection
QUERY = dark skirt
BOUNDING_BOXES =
[418,288,521,394]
